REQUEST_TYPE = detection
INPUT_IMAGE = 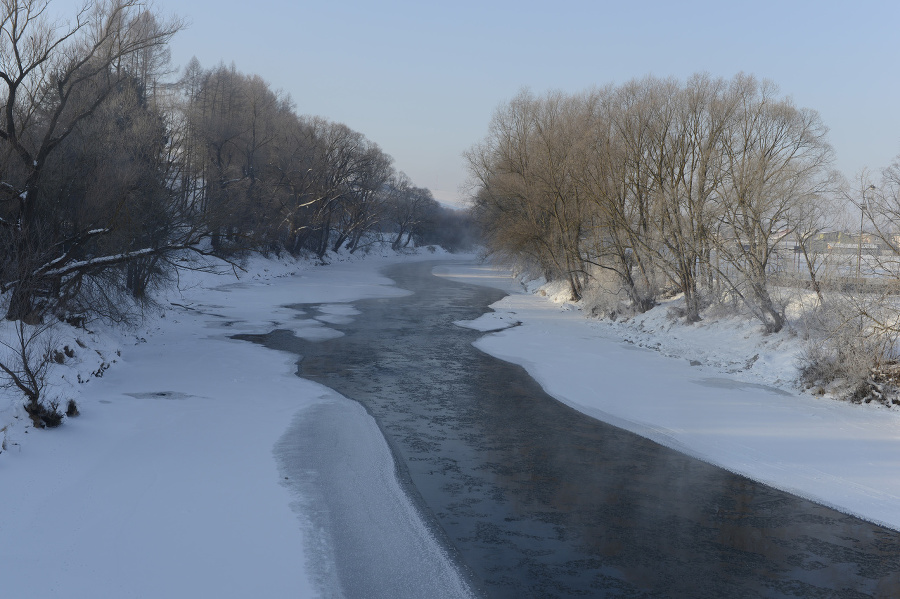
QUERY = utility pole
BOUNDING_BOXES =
[857,185,877,281]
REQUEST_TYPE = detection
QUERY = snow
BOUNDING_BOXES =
[443,263,900,532]
[275,396,474,599]
[5,251,900,598]
[0,250,473,599]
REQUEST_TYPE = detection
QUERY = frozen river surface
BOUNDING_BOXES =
[243,260,900,598]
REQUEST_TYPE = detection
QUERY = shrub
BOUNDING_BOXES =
[796,296,900,406]
[24,400,63,429]
[66,400,80,417]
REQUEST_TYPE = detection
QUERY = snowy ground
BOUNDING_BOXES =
[444,263,900,532]
[0,248,473,599]
[5,252,900,598]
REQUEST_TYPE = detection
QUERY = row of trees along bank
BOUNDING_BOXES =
[466,74,836,334]
[0,0,474,327]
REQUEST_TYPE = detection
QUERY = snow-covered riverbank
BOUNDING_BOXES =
[5,252,900,598]
[0,250,473,599]
[443,263,900,533]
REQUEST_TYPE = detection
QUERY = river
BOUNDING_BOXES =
[239,259,900,598]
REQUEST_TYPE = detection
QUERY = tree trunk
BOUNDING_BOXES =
[5,283,38,323]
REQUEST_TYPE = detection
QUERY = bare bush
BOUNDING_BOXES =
[796,293,900,405]
[581,263,664,320]
[0,320,62,426]
[580,267,631,319]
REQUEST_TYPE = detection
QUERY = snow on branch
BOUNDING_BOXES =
[38,228,113,273]
[40,246,182,279]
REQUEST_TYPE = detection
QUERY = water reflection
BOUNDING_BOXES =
[237,260,900,598]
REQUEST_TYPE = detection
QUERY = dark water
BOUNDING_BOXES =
[238,260,900,598]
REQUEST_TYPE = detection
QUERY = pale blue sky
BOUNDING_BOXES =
[52,0,900,206]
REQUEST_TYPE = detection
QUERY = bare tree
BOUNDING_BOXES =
[331,140,392,253]
[0,319,58,426]
[0,0,185,321]
[624,75,733,323]
[466,73,837,332]
[790,186,839,305]
[384,173,439,250]
[184,63,289,251]
[713,75,833,332]
[465,89,591,299]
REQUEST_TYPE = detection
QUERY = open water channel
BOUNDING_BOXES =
[239,260,900,598]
